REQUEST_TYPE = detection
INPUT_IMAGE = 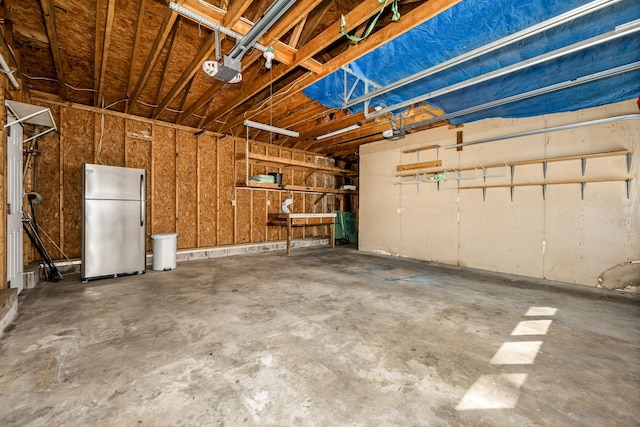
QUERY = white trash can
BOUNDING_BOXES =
[151,233,178,271]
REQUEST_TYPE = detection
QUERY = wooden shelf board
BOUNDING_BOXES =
[395,150,632,177]
[238,153,357,175]
[397,159,443,172]
[402,144,441,154]
[238,182,357,194]
[459,177,631,190]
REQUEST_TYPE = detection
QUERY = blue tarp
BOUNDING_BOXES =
[303,0,640,124]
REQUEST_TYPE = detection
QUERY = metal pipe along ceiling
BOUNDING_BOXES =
[365,19,640,119]
[342,0,623,111]
[443,114,640,149]
[402,61,640,131]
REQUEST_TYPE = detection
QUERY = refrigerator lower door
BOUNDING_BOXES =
[82,199,146,279]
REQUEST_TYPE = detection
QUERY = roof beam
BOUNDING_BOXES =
[200,0,388,130]
[1,9,23,89]
[176,75,196,123]
[293,112,366,149]
[320,116,449,157]
[153,22,180,109]
[288,15,308,48]
[153,30,217,119]
[125,0,149,112]
[295,0,332,47]
[176,48,260,124]
[40,0,66,100]
[212,0,462,133]
[154,0,255,120]
[322,0,462,76]
[94,0,117,106]
[126,3,182,113]
[261,0,324,47]
[178,0,322,70]
[222,0,254,27]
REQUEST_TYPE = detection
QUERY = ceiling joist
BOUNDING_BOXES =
[94,0,117,106]
[125,0,149,112]
[39,0,66,100]
[126,4,181,113]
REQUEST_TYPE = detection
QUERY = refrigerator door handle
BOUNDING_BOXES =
[140,174,144,226]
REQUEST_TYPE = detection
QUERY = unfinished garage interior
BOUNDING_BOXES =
[0,0,639,424]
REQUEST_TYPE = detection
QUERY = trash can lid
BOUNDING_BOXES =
[151,233,178,239]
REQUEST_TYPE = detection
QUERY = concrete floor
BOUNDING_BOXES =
[0,246,638,426]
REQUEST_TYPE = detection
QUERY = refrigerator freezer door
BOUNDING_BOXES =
[83,163,146,201]
[81,199,146,279]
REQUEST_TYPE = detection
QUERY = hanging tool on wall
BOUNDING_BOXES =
[22,192,63,282]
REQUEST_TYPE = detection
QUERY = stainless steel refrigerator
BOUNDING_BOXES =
[81,163,146,281]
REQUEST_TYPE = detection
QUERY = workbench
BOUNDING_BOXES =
[268,213,336,255]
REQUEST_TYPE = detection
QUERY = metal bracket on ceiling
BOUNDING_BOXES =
[340,65,382,110]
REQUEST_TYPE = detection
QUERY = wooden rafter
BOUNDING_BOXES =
[1,9,22,88]
[272,101,328,129]
[293,112,367,149]
[200,0,392,130]
[126,3,182,113]
[318,116,449,156]
[126,0,149,111]
[288,15,307,48]
[211,0,463,134]
[323,0,462,76]
[153,30,217,119]
[306,122,390,152]
[295,0,332,47]
[40,0,66,100]
[261,0,324,47]
[179,0,323,71]
[198,1,380,129]
[221,0,254,27]
[153,21,180,108]
[153,0,253,120]
[177,75,195,112]
[176,48,261,124]
[94,0,116,106]
[93,0,105,104]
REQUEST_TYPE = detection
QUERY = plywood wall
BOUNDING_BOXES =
[20,101,346,263]
[359,100,640,286]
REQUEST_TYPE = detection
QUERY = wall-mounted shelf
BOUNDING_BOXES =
[397,144,442,175]
[237,182,357,195]
[397,160,443,172]
[402,144,441,154]
[396,149,632,178]
[237,152,357,176]
[459,177,632,200]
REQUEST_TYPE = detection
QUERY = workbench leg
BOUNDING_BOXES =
[330,222,335,249]
[286,221,292,256]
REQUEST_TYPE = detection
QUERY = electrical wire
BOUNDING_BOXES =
[97,97,105,164]
[243,73,307,118]
[21,73,211,118]
[104,98,127,109]
[23,73,58,82]
[65,83,97,92]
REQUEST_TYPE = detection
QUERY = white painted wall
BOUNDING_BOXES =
[359,100,640,286]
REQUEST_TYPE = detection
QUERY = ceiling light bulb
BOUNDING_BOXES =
[229,73,242,84]
[202,60,219,77]
[263,47,275,69]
